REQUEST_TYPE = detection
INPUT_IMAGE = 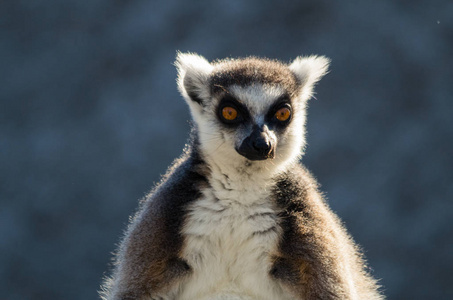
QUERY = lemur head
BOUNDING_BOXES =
[176,52,329,175]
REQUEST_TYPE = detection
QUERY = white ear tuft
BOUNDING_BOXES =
[289,55,330,89]
[175,52,213,105]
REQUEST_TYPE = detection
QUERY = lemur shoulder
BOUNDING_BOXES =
[101,53,383,300]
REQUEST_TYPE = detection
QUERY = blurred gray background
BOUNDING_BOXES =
[1,0,452,299]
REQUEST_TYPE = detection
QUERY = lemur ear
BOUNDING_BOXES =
[175,52,213,106]
[289,55,330,95]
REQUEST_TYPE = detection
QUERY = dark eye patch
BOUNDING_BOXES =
[265,95,293,126]
[217,94,251,126]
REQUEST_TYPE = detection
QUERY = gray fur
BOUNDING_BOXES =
[101,142,209,299]
[210,57,301,97]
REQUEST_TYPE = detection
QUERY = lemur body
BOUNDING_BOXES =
[101,53,383,300]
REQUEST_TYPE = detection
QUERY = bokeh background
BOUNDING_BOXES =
[1,1,452,299]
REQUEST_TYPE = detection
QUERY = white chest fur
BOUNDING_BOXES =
[177,173,293,300]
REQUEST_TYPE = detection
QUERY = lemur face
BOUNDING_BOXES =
[176,53,329,172]
[213,84,293,161]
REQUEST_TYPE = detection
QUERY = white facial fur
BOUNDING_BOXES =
[175,52,329,178]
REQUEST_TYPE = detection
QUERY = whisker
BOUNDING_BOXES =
[209,140,226,155]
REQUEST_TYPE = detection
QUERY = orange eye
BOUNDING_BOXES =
[222,107,238,121]
[275,107,291,121]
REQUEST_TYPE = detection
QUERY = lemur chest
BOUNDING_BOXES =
[178,187,291,300]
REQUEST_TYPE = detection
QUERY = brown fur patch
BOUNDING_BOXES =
[210,57,301,96]
[271,165,383,299]
[103,143,210,299]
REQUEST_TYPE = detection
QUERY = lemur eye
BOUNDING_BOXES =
[275,107,291,121]
[222,107,238,121]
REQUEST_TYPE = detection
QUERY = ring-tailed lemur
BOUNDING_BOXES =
[100,52,383,300]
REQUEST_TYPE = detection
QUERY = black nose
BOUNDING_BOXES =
[236,127,274,161]
[252,136,271,155]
